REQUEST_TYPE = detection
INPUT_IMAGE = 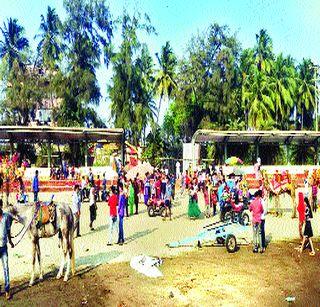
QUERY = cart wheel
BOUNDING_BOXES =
[148,206,155,217]
[160,207,167,218]
[240,213,250,226]
[226,234,237,253]
[224,212,232,223]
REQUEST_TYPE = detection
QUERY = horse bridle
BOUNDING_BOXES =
[10,202,41,246]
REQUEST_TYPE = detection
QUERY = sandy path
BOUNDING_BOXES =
[5,190,320,284]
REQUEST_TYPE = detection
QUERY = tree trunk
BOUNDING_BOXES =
[157,94,163,124]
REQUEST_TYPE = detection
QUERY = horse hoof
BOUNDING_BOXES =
[56,274,62,280]
[63,276,69,282]
[29,281,34,287]
[39,276,43,281]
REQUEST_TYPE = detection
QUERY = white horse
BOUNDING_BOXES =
[7,202,75,285]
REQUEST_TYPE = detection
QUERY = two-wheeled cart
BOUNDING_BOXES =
[167,221,250,253]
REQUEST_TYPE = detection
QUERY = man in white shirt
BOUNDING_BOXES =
[72,185,81,237]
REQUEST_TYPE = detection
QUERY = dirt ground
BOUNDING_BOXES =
[3,241,320,306]
[1,191,320,306]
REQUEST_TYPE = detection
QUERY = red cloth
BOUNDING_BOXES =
[249,197,263,224]
[297,192,305,222]
[108,194,118,217]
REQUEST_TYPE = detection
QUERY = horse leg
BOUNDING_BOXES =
[70,231,76,276]
[29,239,37,286]
[36,239,43,281]
[56,240,66,279]
[63,232,71,282]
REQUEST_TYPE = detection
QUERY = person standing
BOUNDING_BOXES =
[311,182,318,212]
[128,179,135,216]
[107,186,118,245]
[300,197,316,256]
[117,186,126,245]
[89,185,97,231]
[297,192,306,241]
[249,190,264,253]
[0,199,14,300]
[72,184,81,237]
[260,191,268,252]
[133,176,139,214]
[164,177,173,220]
[96,175,101,202]
[32,170,40,202]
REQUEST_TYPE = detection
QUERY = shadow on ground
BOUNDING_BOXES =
[125,228,158,244]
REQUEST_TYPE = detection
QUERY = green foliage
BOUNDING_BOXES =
[0,18,29,72]
[142,128,167,166]
[109,11,156,145]
[1,61,44,125]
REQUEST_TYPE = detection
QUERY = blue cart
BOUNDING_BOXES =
[167,221,250,253]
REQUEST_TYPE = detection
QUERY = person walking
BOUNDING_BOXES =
[107,186,118,245]
[0,199,14,300]
[300,197,316,256]
[32,170,40,202]
[72,184,81,237]
[89,185,97,231]
[117,185,126,245]
[249,190,264,253]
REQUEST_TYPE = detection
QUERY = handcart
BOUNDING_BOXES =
[167,221,250,253]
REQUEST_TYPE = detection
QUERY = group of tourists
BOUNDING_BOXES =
[50,164,81,180]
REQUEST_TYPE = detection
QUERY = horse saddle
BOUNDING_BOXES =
[36,202,56,227]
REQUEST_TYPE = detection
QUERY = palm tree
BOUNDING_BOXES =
[297,58,316,129]
[270,54,297,128]
[0,18,29,71]
[243,67,275,129]
[154,41,177,123]
[254,29,274,73]
[36,6,62,66]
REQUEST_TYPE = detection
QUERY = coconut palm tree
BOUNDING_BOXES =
[0,18,29,71]
[297,58,316,129]
[270,54,297,128]
[254,29,274,73]
[154,41,177,123]
[36,6,62,66]
[244,67,275,129]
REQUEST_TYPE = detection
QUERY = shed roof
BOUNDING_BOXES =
[192,129,320,145]
[0,126,124,144]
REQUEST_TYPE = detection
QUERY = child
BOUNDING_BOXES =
[300,197,315,256]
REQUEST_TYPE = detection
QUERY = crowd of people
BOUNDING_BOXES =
[1,161,318,301]
[69,168,176,246]
[50,162,81,180]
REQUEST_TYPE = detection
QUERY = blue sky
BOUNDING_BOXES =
[1,0,320,123]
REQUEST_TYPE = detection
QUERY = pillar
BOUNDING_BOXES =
[121,133,125,166]
[9,141,14,158]
[255,143,259,160]
[284,144,290,165]
[47,141,52,168]
[84,142,88,167]
[224,143,227,162]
